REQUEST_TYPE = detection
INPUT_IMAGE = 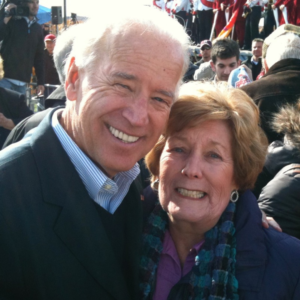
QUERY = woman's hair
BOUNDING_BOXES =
[146,81,268,191]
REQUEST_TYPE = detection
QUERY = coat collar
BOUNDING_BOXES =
[241,58,300,102]
[265,58,300,76]
[29,108,140,300]
[235,190,268,291]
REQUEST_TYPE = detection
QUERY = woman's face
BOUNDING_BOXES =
[158,120,237,231]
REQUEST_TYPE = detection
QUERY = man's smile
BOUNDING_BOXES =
[109,125,139,143]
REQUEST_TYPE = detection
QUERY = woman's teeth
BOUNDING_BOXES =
[177,188,205,199]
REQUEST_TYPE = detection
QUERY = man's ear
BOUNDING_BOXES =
[65,57,79,101]
[210,60,215,72]
[237,59,241,66]
[263,58,269,73]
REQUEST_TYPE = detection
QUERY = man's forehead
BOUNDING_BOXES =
[216,57,238,65]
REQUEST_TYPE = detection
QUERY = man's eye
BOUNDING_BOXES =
[153,97,170,106]
[153,97,165,103]
[116,83,130,90]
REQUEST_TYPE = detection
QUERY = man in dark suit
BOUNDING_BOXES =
[0,5,189,300]
[2,23,78,149]
[241,38,263,80]
[0,87,32,147]
[0,55,33,148]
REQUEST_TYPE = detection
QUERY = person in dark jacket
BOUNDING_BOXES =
[0,0,44,95]
[257,100,300,239]
[241,38,263,80]
[43,34,60,86]
[2,25,81,149]
[0,55,33,148]
[0,7,190,300]
[139,82,300,300]
[241,24,300,143]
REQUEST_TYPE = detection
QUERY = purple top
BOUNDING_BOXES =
[153,230,204,300]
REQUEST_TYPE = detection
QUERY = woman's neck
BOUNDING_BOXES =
[169,221,205,268]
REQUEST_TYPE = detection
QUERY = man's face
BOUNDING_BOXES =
[27,0,39,17]
[65,29,184,178]
[252,41,263,58]
[45,40,55,54]
[200,46,212,62]
[210,56,240,81]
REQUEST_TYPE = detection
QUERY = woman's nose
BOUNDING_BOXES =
[181,155,203,179]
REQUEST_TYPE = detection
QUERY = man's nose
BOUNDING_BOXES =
[224,67,231,74]
[123,95,149,127]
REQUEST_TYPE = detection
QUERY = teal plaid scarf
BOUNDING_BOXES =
[139,201,239,300]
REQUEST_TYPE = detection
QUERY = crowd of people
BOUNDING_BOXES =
[0,1,300,299]
[155,0,300,48]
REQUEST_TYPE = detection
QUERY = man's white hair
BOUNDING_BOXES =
[65,4,191,83]
[53,24,82,84]
[266,33,300,69]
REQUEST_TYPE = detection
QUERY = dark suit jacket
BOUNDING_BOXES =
[0,108,143,300]
[0,87,32,148]
[2,108,53,149]
[3,85,66,149]
[241,56,262,80]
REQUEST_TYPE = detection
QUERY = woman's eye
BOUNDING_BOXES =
[173,147,183,153]
[209,152,221,159]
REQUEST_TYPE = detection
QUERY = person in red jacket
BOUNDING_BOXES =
[213,0,231,36]
[228,0,247,48]
[294,0,300,25]
[272,0,294,25]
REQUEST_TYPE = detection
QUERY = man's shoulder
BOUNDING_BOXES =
[0,136,33,175]
[240,75,273,101]
[0,86,24,101]
[241,56,252,67]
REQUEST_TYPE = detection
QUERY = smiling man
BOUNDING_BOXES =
[210,39,241,82]
[0,6,190,300]
[241,38,263,81]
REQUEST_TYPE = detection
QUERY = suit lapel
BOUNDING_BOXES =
[30,109,132,300]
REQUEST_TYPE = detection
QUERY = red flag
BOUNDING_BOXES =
[218,9,238,38]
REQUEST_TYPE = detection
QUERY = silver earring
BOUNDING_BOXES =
[152,179,159,191]
[230,190,239,203]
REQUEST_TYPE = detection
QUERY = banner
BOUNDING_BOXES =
[217,9,238,38]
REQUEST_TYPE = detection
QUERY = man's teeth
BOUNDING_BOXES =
[109,126,139,143]
[177,188,205,199]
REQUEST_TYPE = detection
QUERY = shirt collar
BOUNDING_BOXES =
[51,109,140,201]
[251,57,259,65]
[23,16,36,25]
